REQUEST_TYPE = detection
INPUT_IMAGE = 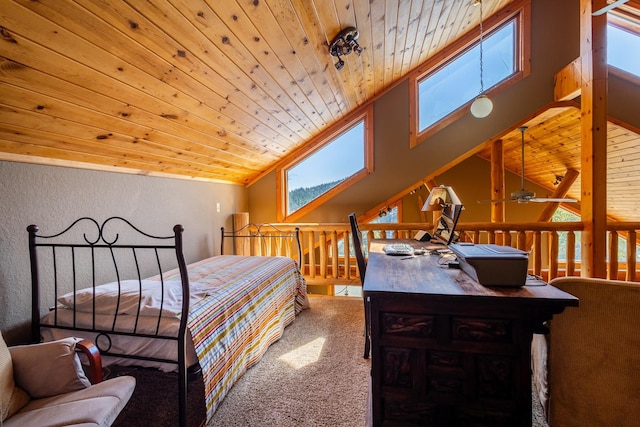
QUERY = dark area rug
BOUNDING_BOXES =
[109,365,206,427]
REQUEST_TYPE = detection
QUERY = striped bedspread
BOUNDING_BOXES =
[173,255,308,421]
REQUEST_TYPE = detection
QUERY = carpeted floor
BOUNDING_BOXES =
[110,294,549,426]
[209,294,370,426]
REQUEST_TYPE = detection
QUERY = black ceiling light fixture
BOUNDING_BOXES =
[329,27,363,71]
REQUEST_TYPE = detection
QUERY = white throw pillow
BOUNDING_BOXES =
[9,337,91,399]
[57,280,210,317]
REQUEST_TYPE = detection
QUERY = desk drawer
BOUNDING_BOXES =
[452,317,512,343]
[382,312,436,338]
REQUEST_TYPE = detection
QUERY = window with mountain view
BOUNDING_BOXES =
[369,204,400,239]
[277,107,373,221]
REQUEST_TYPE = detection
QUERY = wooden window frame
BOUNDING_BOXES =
[409,3,531,148]
[276,105,374,222]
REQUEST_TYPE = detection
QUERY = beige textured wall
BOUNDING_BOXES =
[0,160,247,343]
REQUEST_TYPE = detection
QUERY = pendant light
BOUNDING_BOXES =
[470,0,493,118]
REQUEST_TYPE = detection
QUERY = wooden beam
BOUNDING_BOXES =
[537,168,580,221]
[580,0,608,278]
[554,56,583,101]
[490,139,505,223]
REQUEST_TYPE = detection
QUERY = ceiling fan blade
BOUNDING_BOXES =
[529,197,578,203]
[593,0,629,16]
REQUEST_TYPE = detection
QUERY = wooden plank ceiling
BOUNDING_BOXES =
[0,0,639,221]
[0,0,513,183]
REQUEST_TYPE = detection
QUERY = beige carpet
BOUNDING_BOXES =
[209,294,370,426]
[207,294,549,427]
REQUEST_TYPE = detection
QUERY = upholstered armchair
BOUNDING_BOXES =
[1,332,135,427]
[531,277,640,427]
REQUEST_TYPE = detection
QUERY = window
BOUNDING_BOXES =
[340,204,401,258]
[552,208,582,262]
[370,205,399,224]
[410,6,529,146]
[418,22,515,132]
[552,208,639,263]
[608,20,640,78]
[369,204,400,239]
[277,106,373,222]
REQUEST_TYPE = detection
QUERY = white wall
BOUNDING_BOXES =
[0,160,247,342]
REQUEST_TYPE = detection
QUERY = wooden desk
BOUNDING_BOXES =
[364,240,578,427]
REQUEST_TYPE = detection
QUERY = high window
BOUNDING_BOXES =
[410,6,529,146]
[608,18,640,78]
[418,22,515,131]
[277,106,374,222]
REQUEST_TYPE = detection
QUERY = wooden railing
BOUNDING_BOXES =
[231,222,640,287]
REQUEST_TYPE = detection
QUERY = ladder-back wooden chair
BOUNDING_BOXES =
[349,213,370,359]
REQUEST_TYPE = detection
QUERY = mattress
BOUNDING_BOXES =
[40,254,309,421]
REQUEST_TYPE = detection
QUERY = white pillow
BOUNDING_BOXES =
[57,280,211,318]
[9,338,91,399]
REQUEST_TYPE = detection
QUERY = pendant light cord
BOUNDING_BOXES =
[519,126,527,191]
[478,0,485,95]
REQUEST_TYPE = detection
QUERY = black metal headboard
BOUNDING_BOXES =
[220,223,302,268]
[28,216,190,426]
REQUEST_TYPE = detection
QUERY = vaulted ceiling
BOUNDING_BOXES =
[0,0,512,184]
[1,0,639,220]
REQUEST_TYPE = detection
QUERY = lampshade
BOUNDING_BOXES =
[422,185,462,211]
[470,94,493,118]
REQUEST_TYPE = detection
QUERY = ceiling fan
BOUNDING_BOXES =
[482,126,577,204]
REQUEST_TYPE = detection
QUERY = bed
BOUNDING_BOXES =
[28,217,308,427]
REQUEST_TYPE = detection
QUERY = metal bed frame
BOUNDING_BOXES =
[220,222,302,268]
[29,218,304,427]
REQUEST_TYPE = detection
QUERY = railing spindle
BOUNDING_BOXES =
[331,231,339,279]
[549,231,559,280]
[627,230,637,281]
[307,231,316,278]
[533,231,542,277]
[566,231,576,276]
[344,231,352,280]
[609,231,619,280]
[319,231,327,278]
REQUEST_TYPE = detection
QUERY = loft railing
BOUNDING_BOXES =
[228,222,640,286]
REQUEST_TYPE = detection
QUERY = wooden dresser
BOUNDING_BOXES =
[364,240,578,427]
